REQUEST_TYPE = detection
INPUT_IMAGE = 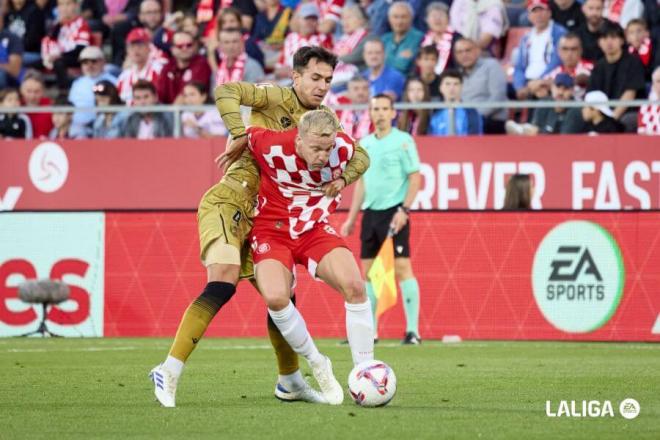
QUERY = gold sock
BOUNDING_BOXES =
[268,315,299,375]
[168,297,218,362]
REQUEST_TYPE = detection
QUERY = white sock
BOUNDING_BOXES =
[345,300,375,365]
[268,301,324,366]
[279,370,306,391]
[163,355,184,378]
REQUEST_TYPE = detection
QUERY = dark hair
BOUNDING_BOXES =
[598,21,624,40]
[363,35,385,49]
[418,45,439,60]
[183,81,209,99]
[370,93,394,108]
[217,7,243,32]
[397,78,430,135]
[503,174,532,210]
[439,69,462,84]
[54,95,73,107]
[292,46,338,72]
[625,18,648,30]
[22,69,46,85]
[348,74,369,85]
[133,79,157,95]
[93,80,122,105]
[0,88,19,102]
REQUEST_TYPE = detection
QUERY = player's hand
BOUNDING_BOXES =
[215,135,248,172]
[390,210,408,234]
[322,178,346,197]
[340,219,355,237]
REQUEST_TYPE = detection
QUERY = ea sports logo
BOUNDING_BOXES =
[532,221,624,333]
[28,142,69,193]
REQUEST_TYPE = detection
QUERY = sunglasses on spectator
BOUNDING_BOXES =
[174,42,194,49]
[559,46,580,51]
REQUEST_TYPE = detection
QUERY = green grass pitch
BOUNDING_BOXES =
[1,338,658,439]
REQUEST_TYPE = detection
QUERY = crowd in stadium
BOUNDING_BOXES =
[0,0,659,140]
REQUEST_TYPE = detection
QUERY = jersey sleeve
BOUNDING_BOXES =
[214,82,288,138]
[246,126,268,156]
[401,134,421,175]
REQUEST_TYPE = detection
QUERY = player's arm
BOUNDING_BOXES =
[323,140,370,197]
[214,82,285,169]
[340,178,365,237]
[391,137,422,233]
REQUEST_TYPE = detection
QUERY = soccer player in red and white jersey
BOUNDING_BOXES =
[41,0,92,89]
[116,28,166,105]
[275,3,333,80]
[247,109,375,405]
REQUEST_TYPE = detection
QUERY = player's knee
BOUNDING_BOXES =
[343,278,366,304]
[262,288,291,311]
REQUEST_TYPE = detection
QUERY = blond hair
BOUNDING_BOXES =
[298,110,337,137]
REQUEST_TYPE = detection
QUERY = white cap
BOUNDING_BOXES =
[584,90,614,118]
[79,46,105,61]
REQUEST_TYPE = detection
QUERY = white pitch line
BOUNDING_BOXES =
[2,344,275,353]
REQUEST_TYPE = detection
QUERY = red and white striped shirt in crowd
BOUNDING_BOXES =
[421,28,456,74]
[148,44,170,69]
[41,16,91,60]
[214,51,247,86]
[334,28,368,57]
[638,92,660,135]
[543,59,594,99]
[334,95,372,140]
[117,60,163,104]
[277,32,333,68]
[316,0,344,23]
[628,37,653,67]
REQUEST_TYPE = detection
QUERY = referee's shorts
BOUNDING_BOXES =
[360,205,411,259]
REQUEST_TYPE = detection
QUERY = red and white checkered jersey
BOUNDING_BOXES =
[117,60,164,105]
[277,32,333,68]
[544,60,594,80]
[41,16,91,58]
[247,126,355,239]
[638,104,660,135]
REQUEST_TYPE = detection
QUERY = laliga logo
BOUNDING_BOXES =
[28,142,69,193]
[545,398,640,419]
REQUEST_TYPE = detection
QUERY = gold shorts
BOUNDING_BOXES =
[197,182,255,279]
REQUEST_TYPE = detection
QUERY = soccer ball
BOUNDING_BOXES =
[347,360,397,407]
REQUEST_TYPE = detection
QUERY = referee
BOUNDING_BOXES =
[341,94,422,344]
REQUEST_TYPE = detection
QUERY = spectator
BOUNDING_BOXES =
[361,0,391,36]
[637,66,660,134]
[542,33,593,100]
[576,0,611,61]
[421,2,462,75]
[603,0,644,28]
[581,90,623,133]
[124,79,173,138]
[514,0,567,100]
[181,81,227,138]
[252,0,293,70]
[204,7,264,68]
[19,70,52,139]
[428,69,483,135]
[334,4,369,72]
[412,46,442,100]
[92,80,128,139]
[362,37,406,100]
[506,72,575,134]
[550,0,585,31]
[198,1,259,39]
[0,88,31,139]
[334,75,372,140]
[397,78,431,135]
[455,37,508,133]
[4,0,48,68]
[69,46,117,138]
[117,28,165,105]
[625,19,654,77]
[588,21,646,130]
[49,96,75,140]
[0,24,23,89]
[209,27,264,87]
[81,0,141,40]
[449,0,509,54]
[314,0,346,35]
[157,30,211,104]
[503,174,532,209]
[382,1,424,75]
[111,0,163,66]
[41,0,92,89]
[275,3,333,81]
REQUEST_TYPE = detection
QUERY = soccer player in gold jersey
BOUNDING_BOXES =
[149,46,370,407]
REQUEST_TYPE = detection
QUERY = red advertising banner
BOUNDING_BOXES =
[103,211,660,341]
[2,136,659,211]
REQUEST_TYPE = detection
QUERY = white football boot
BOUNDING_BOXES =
[149,364,178,408]
[274,381,327,404]
[311,356,344,405]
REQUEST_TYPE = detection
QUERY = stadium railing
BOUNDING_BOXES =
[5,99,658,137]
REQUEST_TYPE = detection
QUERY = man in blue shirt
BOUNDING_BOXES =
[382,1,424,75]
[362,37,406,101]
[341,94,423,345]
[429,69,483,135]
[0,29,23,89]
